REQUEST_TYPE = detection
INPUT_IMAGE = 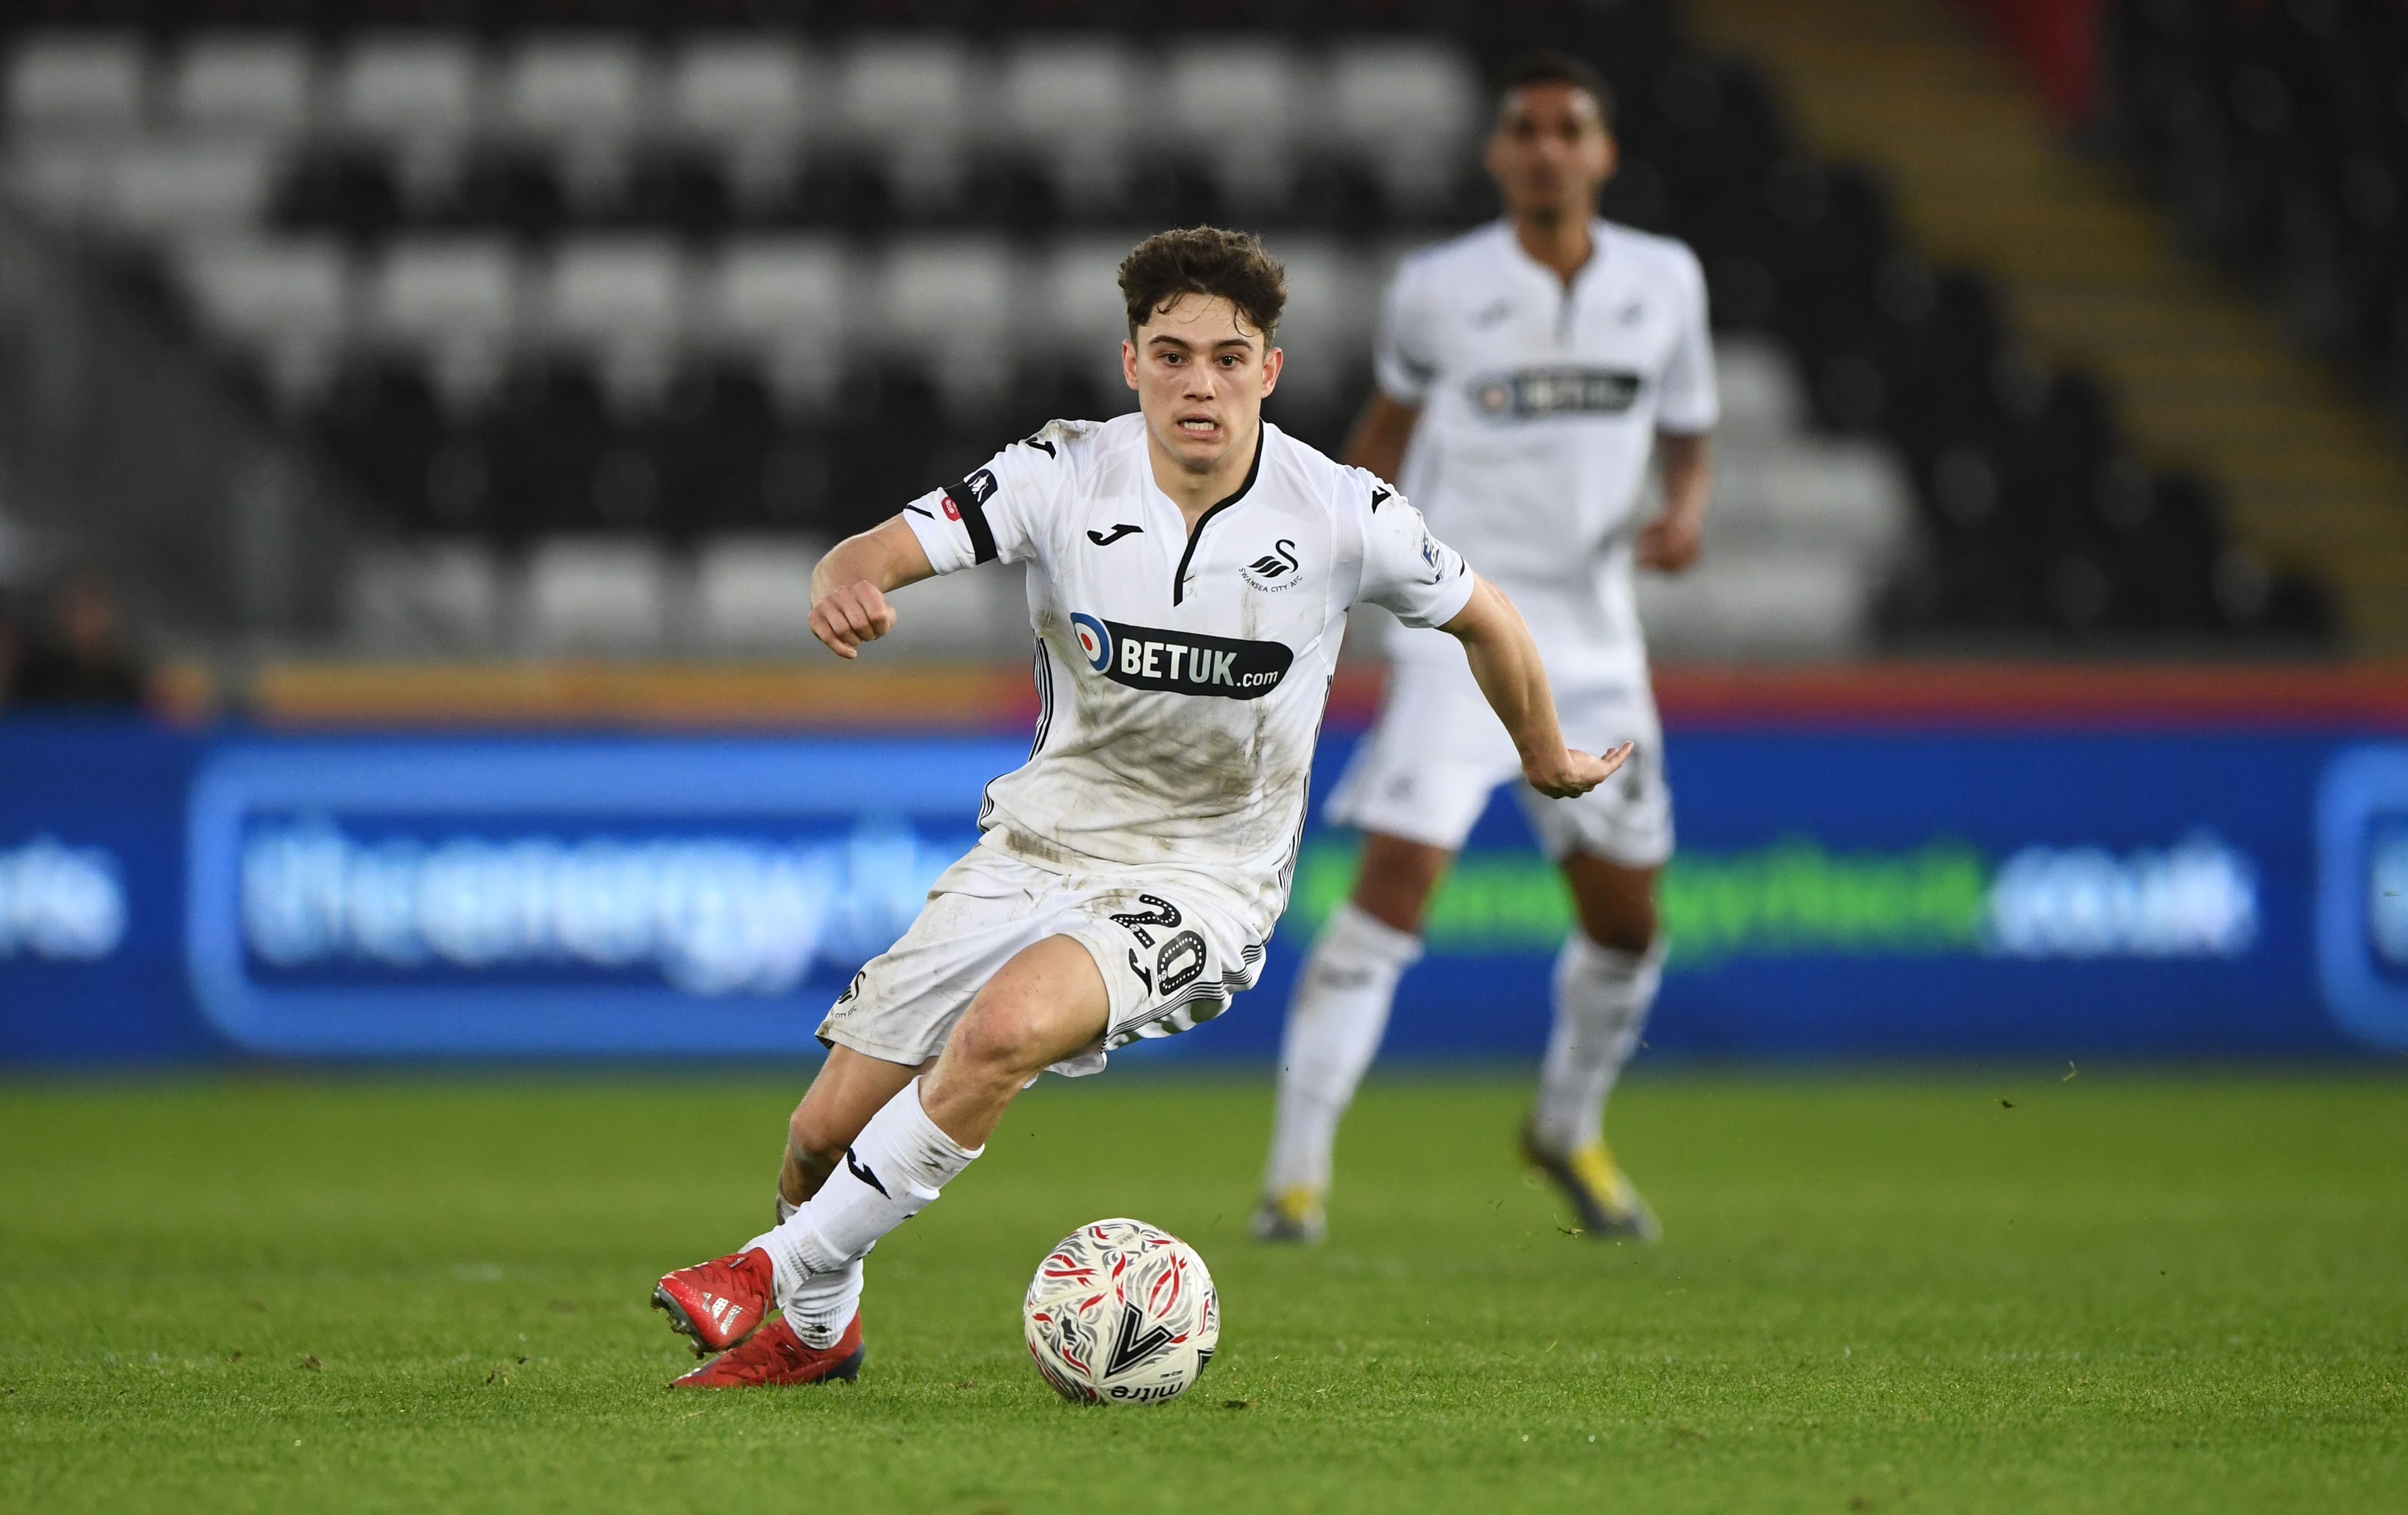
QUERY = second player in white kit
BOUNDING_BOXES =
[1259,52,1718,1243]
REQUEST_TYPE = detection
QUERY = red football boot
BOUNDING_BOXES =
[670,1312,866,1389]
[652,1248,775,1357]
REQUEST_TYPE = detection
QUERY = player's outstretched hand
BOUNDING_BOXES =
[1636,510,1703,572]
[1525,741,1633,799]
[810,580,897,659]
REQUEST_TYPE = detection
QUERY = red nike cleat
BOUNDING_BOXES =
[670,1312,866,1389]
[652,1248,775,1357]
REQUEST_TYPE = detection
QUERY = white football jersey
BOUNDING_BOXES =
[1374,219,1717,688]
[901,412,1476,930]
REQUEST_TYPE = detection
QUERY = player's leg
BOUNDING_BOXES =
[668,936,1110,1387]
[780,1045,930,1216]
[1517,719,1673,1241]
[1257,832,1448,1241]
[1258,653,1511,1242]
[651,1046,921,1376]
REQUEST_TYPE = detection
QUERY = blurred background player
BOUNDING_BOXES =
[1257,51,1717,1245]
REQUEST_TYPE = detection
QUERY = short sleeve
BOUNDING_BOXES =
[899,432,1065,574]
[1654,246,1719,436]
[1370,257,1439,407]
[1353,474,1476,630]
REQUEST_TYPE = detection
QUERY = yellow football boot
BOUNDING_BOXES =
[1250,1184,1327,1244]
[1519,1125,1660,1241]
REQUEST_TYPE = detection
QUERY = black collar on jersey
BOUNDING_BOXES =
[1169,423,1265,606]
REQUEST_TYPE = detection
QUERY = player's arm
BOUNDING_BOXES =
[1341,393,1421,484]
[1636,431,1712,572]
[808,516,936,660]
[1440,574,1631,799]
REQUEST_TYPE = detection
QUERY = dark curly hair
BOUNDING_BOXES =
[1496,49,1616,127]
[1117,227,1288,346]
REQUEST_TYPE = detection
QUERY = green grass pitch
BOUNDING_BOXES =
[2,1067,2401,1513]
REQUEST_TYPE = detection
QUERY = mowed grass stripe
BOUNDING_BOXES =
[1,1070,2400,1514]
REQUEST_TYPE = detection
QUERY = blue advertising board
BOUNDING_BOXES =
[1,717,2401,1063]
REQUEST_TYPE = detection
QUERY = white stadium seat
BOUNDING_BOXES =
[875,559,1028,659]
[177,237,352,346]
[1633,337,1916,659]
[348,538,506,651]
[663,35,816,147]
[1709,336,1806,440]
[694,534,825,650]
[1635,554,1875,660]
[836,34,968,152]
[7,31,149,138]
[1328,39,1482,204]
[1039,237,1138,395]
[364,238,524,405]
[497,31,648,148]
[368,237,523,342]
[166,33,315,141]
[998,39,1131,202]
[868,237,1015,405]
[1162,40,1300,198]
[101,140,278,237]
[542,236,689,350]
[6,140,131,225]
[1255,237,1372,398]
[523,536,670,652]
[541,236,690,404]
[706,236,848,352]
[331,32,482,146]
[662,35,819,204]
[175,235,353,407]
[1041,237,1136,346]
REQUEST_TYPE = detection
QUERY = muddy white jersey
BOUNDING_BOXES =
[1375,219,1716,689]
[900,412,1475,931]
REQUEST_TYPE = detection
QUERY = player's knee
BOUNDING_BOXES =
[1579,895,1658,955]
[949,997,1059,1082]
[786,1106,847,1178]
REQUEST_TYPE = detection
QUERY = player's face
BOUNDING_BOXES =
[1486,82,1616,228]
[1122,293,1284,475]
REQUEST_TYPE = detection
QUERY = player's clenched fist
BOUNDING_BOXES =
[810,580,897,659]
[1524,740,1633,800]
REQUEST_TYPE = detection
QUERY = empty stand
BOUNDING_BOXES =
[0,6,2337,657]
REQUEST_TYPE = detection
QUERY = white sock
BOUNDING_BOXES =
[745,1077,981,1304]
[1262,901,1425,1198]
[775,1192,798,1225]
[1530,933,1665,1154]
[781,1249,868,1349]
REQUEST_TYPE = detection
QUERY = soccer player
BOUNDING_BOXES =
[650,227,1630,1387]
[1254,52,1717,1245]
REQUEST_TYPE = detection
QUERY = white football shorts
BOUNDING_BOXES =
[815,835,1267,1078]
[1326,652,1674,867]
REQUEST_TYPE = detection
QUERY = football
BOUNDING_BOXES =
[1022,1218,1218,1405]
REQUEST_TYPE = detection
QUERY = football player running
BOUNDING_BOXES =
[651,227,1630,1387]
[1254,52,1717,1246]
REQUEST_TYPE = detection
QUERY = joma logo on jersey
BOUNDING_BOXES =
[1240,539,1302,593]
[1468,368,1644,420]
[1069,613,1293,701]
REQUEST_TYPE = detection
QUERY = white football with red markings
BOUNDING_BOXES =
[1022,1217,1218,1405]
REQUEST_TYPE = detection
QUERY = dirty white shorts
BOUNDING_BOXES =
[816,835,1268,1077]
[1326,653,1674,867]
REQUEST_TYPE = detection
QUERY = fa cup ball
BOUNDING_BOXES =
[1023,1218,1218,1405]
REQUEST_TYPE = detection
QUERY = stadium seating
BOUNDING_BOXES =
[0,1,2330,654]
[2104,0,2408,421]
